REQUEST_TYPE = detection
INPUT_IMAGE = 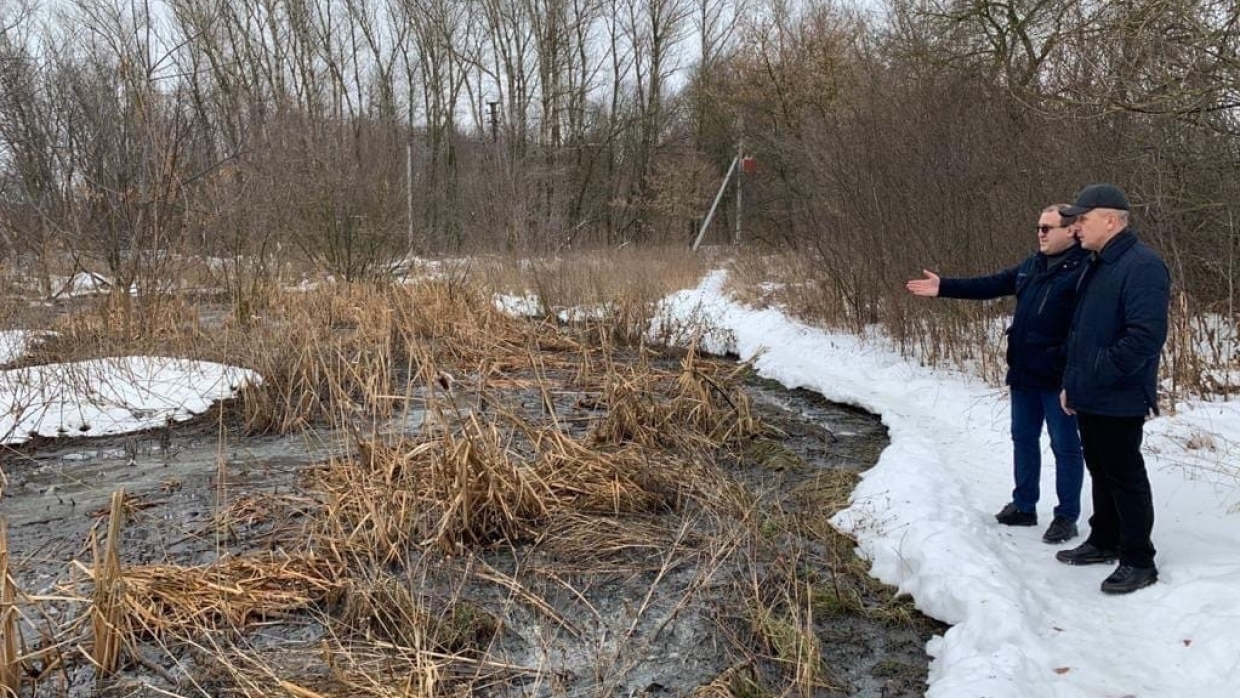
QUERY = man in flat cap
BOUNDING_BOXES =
[1055,183,1170,595]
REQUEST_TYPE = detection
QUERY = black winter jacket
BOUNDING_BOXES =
[938,245,1089,390]
[1062,230,1169,417]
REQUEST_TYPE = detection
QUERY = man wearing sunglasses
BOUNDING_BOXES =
[906,205,1088,545]
[1055,183,1169,595]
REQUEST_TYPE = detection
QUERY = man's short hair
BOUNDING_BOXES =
[1045,203,1077,226]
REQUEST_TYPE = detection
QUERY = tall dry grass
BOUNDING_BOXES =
[88,492,127,678]
[1,517,19,698]
[471,245,714,343]
[7,245,712,440]
[306,344,759,566]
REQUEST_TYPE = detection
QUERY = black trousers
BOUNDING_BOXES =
[1077,412,1156,568]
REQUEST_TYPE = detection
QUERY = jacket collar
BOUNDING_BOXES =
[1037,243,1089,269]
[1095,229,1137,263]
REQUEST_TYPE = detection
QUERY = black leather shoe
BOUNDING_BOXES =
[1101,565,1158,594]
[1056,542,1120,565]
[995,503,1037,526]
[1042,516,1079,544]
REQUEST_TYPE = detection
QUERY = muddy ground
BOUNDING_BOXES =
[1,364,943,698]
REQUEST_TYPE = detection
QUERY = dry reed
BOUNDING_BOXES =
[336,573,497,653]
[70,547,349,687]
[1,517,20,698]
[89,491,126,677]
[589,349,763,449]
[691,663,763,697]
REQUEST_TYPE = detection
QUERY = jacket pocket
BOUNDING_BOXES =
[1091,347,1121,387]
[1025,344,1066,382]
[1019,329,1065,382]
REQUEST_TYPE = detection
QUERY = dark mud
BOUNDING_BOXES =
[0,371,940,698]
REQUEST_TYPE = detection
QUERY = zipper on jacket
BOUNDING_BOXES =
[1034,259,1074,315]
[1037,286,1053,315]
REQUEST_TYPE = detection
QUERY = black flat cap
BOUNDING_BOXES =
[1060,183,1130,216]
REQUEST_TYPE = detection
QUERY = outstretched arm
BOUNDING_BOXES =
[936,265,1021,300]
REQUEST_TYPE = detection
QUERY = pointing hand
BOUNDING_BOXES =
[906,269,941,297]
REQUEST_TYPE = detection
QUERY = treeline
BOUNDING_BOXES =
[1,0,1238,313]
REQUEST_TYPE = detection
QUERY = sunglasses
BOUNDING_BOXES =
[1037,225,1064,234]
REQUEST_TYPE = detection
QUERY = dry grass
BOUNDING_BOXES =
[84,553,344,637]
[473,246,709,308]
[589,349,763,449]
[692,663,767,698]
[536,512,684,570]
[306,351,751,565]
[728,251,1011,386]
[750,596,834,695]
[188,638,477,698]
[1,517,20,698]
[336,573,497,652]
[88,491,127,677]
[467,246,714,347]
[310,417,553,559]
[12,247,708,439]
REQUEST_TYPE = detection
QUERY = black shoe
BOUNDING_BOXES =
[1042,516,1079,544]
[1055,542,1120,566]
[1100,565,1158,594]
[994,503,1037,526]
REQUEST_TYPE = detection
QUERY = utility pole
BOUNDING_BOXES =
[692,156,738,251]
[487,101,500,143]
[406,134,414,256]
[735,116,744,245]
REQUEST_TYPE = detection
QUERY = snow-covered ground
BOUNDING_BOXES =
[657,270,1240,698]
[0,330,40,365]
[0,356,259,445]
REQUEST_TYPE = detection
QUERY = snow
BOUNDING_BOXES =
[0,356,260,445]
[658,270,1240,698]
[0,330,41,365]
[494,293,543,317]
[48,271,115,298]
[493,293,611,323]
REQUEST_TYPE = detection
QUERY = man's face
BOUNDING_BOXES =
[1073,208,1120,251]
[1037,211,1076,255]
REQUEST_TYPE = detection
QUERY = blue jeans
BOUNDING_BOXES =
[1010,387,1084,521]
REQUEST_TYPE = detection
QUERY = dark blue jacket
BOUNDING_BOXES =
[939,245,1089,389]
[1063,230,1169,417]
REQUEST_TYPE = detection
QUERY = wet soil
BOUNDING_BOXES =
[0,368,940,698]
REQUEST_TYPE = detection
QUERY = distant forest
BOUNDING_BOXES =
[2,0,1238,310]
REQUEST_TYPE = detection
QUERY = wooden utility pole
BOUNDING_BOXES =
[487,101,500,143]
[692,156,738,251]
[406,135,415,255]
[735,128,743,245]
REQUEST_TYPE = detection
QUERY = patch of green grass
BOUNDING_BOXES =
[748,600,837,692]
[871,659,922,679]
[792,469,860,514]
[743,439,806,472]
[810,578,866,618]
